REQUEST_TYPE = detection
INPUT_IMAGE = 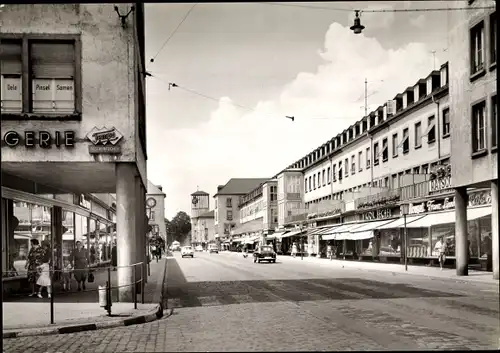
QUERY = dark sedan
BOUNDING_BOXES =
[253,245,277,263]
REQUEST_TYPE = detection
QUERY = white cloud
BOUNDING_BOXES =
[148,21,436,219]
[410,14,426,29]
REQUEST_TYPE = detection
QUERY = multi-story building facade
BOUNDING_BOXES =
[0,3,148,299]
[190,190,215,248]
[213,178,268,247]
[448,0,497,278]
[232,180,278,247]
[146,180,166,243]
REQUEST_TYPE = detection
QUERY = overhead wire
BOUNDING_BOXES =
[150,3,197,63]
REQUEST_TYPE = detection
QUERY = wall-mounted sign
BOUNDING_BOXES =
[1,77,22,111]
[2,130,75,148]
[406,190,491,215]
[362,208,393,221]
[429,175,452,193]
[146,197,157,209]
[32,79,75,112]
[87,126,123,154]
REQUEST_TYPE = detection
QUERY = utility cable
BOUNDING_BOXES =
[150,3,197,63]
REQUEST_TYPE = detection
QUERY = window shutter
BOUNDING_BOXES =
[0,41,22,75]
[31,42,75,78]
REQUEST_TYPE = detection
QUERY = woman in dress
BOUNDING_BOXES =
[36,253,52,298]
[72,241,88,291]
[25,239,45,297]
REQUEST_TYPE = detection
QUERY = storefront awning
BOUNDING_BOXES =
[280,229,306,239]
[348,231,374,240]
[398,211,455,228]
[351,219,397,232]
[266,230,289,240]
[467,206,492,220]
[322,223,361,241]
[231,219,263,236]
[375,214,426,229]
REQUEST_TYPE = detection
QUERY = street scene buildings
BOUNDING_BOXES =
[1,1,498,352]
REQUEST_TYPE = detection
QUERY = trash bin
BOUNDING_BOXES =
[98,285,108,308]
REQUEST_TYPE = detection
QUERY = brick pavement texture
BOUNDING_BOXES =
[3,253,499,352]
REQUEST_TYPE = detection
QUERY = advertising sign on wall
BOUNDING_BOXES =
[86,126,123,154]
[32,78,74,112]
[1,76,22,111]
[407,190,491,215]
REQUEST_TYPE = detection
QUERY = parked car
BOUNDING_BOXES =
[253,245,276,263]
[195,245,203,252]
[208,244,219,254]
[181,246,194,258]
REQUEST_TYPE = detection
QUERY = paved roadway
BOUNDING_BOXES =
[4,251,499,352]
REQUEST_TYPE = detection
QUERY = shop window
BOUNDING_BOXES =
[8,202,32,276]
[407,228,431,258]
[430,224,455,257]
[373,142,379,165]
[61,211,75,263]
[470,21,485,75]
[492,95,497,148]
[479,216,492,259]
[472,100,487,152]
[0,35,80,117]
[0,39,23,112]
[378,230,401,256]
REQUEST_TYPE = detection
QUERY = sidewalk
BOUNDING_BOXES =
[277,254,498,284]
[3,257,168,336]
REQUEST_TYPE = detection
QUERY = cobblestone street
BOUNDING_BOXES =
[4,252,499,352]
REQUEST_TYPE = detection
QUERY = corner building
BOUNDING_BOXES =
[448,0,497,278]
[0,4,148,300]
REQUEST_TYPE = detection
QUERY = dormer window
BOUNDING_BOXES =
[378,109,384,124]
[355,124,360,136]
[362,120,367,132]
[396,96,403,112]
[431,74,440,91]
[419,82,426,99]
[369,114,376,128]
[407,90,414,105]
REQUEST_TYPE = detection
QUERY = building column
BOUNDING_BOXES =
[140,182,147,283]
[116,163,138,302]
[491,180,499,280]
[455,187,468,276]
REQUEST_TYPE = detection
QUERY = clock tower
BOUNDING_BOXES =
[190,190,210,247]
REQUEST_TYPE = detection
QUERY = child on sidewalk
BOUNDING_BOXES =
[36,257,52,298]
[62,258,73,291]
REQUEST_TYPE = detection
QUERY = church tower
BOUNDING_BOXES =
[190,190,210,246]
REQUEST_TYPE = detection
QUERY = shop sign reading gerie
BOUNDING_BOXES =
[86,126,123,154]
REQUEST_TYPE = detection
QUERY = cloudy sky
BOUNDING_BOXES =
[144,1,451,219]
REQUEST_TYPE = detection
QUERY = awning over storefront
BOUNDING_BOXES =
[322,223,362,240]
[467,206,492,220]
[231,219,263,236]
[346,219,397,241]
[280,229,306,239]
[397,206,492,228]
[375,214,426,229]
[266,230,289,240]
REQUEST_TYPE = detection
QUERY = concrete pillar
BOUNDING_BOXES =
[116,163,138,302]
[491,181,499,280]
[455,187,468,276]
[140,182,147,284]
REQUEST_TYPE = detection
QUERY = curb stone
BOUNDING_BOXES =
[3,259,170,339]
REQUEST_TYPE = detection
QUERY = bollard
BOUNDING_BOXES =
[141,262,145,304]
[133,264,137,309]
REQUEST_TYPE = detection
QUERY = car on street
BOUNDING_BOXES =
[195,245,203,252]
[208,244,219,254]
[253,245,276,263]
[181,246,194,258]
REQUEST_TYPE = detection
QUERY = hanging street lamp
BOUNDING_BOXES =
[350,10,365,34]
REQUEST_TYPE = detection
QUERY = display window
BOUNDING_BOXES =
[407,228,430,258]
[379,229,401,256]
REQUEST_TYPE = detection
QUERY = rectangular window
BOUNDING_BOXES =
[313,175,316,189]
[0,39,22,112]
[317,173,321,188]
[427,115,436,143]
[492,95,497,148]
[414,123,422,148]
[344,158,349,176]
[470,21,485,74]
[392,133,398,157]
[305,180,308,193]
[358,151,363,171]
[322,169,326,186]
[338,161,343,180]
[472,100,487,152]
[382,138,388,162]
[332,165,337,181]
[442,108,450,137]
[309,176,311,190]
[373,142,379,165]
[226,197,232,208]
[403,128,409,153]
[0,35,80,117]
[491,12,497,64]
[327,167,331,184]
[226,210,233,221]
[351,155,356,174]
[413,167,420,174]
[366,147,371,168]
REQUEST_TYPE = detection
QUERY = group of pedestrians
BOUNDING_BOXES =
[25,239,94,298]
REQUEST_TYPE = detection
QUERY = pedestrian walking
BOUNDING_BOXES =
[111,241,117,271]
[26,239,45,297]
[72,241,88,291]
[327,244,333,260]
[61,258,73,291]
[434,236,447,271]
[291,242,298,258]
[36,255,52,298]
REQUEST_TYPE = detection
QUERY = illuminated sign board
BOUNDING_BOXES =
[2,130,75,148]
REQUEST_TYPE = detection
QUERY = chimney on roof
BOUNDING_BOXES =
[217,185,224,191]
[157,185,163,191]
